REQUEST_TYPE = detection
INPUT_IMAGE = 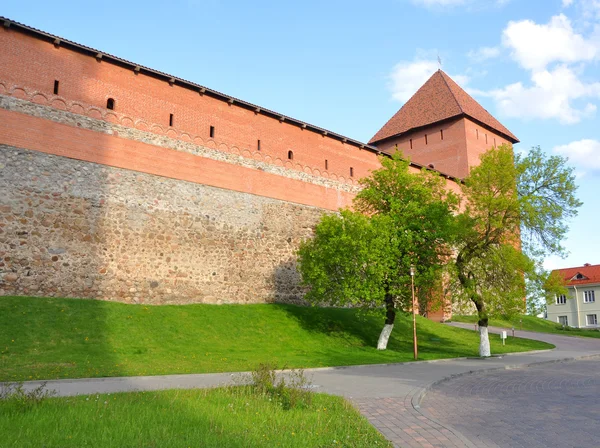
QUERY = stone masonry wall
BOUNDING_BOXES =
[0,145,327,304]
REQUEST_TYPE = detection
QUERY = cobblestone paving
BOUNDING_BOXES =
[419,359,600,448]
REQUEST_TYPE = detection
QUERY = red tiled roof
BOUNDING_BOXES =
[553,264,600,286]
[369,70,519,144]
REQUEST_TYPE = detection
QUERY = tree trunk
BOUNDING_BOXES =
[478,326,491,357]
[476,303,491,357]
[377,294,396,350]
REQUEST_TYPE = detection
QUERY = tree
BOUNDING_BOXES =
[451,145,581,356]
[298,153,457,350]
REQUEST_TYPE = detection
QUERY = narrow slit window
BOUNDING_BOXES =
[409,138,413,149]
[440,129,444,140]
[425,134,428,145]
[169,114,174,127]
[257,139,261,150]
[350,167,354,177]
[53,80,59,95]
[288,150,293,160]
[485,134,488,144]
[325,160,328,170]
[210,126,215,138]
[106,98,115,110]
[476,129,479,139]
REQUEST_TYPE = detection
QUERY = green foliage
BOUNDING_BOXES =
[516,146,582,258]
[298,211,396,308]
[298,152,457,321]
[452,145,581,325]
[0,296,552,381]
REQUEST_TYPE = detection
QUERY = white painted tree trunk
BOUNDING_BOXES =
[479,326,491,357]
[377,324,394,350]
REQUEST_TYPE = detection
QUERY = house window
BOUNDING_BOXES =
[350,167,354,177]
[440,129,444,140]
[287,150,293,160]
[106,98,115,110]
[556,294,567,305]
[586,314,598,326]
[425,134,428,145]
[584,290,596,303]
[53,80,60,95]
[325,160,328,170]
[409,138,413,149]
[210,126,215,138]
[257,140,261,151]
[169,114,174,127]
[558,316,568,326]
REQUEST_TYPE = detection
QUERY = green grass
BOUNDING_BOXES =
[452,314,600,338]
[0,296,553,381]
[0,386,390,448]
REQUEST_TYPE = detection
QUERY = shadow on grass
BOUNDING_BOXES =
[272,261,469,358]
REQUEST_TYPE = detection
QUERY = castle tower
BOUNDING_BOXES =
[370,70,519,179]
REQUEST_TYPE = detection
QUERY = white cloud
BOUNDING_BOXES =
[502,14,598,71]
[554,139,600,173]
[485,65,600,124]
[569,0,600,19]
[468,46,501,61]
[388,59,469,102]
[470,13,600,124]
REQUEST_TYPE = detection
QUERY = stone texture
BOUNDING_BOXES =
[0,145,329,304]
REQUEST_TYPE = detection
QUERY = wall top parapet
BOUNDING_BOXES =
[0,16,462,184]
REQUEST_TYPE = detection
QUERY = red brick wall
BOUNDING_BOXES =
[376,118,468,178]
[375,117,510,179]
[0,27,381,193]
[463,117,510,171]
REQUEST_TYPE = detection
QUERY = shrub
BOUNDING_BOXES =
[249,363,312,410]
[0,382,55,413]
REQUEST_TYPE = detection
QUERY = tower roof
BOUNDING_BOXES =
[369,70,519,144]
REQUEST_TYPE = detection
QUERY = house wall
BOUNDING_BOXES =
[546,284,600,328]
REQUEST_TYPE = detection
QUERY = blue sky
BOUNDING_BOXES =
[3,0,599,271]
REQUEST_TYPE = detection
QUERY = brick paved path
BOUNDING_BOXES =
[419,359,600,448]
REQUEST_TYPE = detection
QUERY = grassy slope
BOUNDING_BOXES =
[0,296,553,381]
[452,314,600,338]
[0,388,390,448]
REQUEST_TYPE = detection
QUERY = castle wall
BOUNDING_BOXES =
[0,24,461,305]
[0,27,382,186]
[462,117,510,170]
[0,143,329,304]
[375,117,510,179]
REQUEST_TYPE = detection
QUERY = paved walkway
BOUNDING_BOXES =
[13,325,600,447]
[419,358,600,448]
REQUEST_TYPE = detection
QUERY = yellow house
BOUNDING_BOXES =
[547,263,600,328]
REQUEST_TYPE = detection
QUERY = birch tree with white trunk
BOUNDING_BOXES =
[298,153,457,351]
[451,145,581,357]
